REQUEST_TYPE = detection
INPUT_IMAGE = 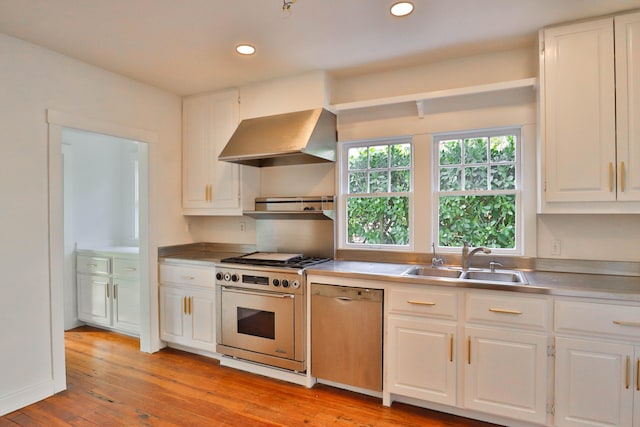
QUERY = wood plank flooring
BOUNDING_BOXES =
[1,327,501,426]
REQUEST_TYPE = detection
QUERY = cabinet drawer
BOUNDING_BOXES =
[113,258,139,279]
[556,300,640,339]
[388,287,457,320]
[465,292,549,330]
[77,254,110,275]
[159,263,215,288]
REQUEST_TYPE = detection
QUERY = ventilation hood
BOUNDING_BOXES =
[218,108,337,167]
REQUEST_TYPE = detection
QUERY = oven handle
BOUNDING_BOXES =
[221,286,295,299]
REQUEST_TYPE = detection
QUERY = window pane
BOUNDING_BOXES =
[391,170,410,192]
[391,143,411,167]
[349,171,367,193]
[348,147,368,170]
[464,166,487,190]
[491,165,516,190]
[440,166,461,191]
[347,196,409,245]
[490,135,516,162]
[369,171,388,193]
[464,137,488,164]
[369,145,389,169]
[439,140,461,165]
[438,195,516,248]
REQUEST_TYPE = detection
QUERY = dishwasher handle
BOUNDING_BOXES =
[311,283,383,302]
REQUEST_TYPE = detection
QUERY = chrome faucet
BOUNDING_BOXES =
[431,242,444,267]
[461,242,491,270]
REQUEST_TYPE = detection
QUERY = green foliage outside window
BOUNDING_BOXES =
[347,143,410,246]
[437,134,517,249]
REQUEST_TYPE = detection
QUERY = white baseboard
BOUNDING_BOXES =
[0,380,54,417]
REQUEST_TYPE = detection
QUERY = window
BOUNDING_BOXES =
[434,128,520,252]
[342,138,412,248]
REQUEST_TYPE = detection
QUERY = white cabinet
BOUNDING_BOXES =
[76,250,140,335]
[463,291,550,425]
[554,299,640,426]
[159,262,216,353]
[386,286,458,406]
[182,89,259,215]
[540,11,640,211]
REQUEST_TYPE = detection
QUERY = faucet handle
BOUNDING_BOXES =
[432,257,445,267]
[489,261,503,272]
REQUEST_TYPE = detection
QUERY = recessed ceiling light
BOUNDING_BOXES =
[390,1,414,17]
[236,44,256,55]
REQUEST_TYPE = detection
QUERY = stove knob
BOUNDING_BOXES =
[282,279,290,288]
[223,273,231,282]
[215,272,223,281]
[231,274,239,282]
[272,279,280,287]
[291,280,300,289]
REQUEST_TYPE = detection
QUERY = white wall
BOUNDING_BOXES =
[0,33,189,415]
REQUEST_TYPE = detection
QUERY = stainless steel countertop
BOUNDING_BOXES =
[159,251,244,266]
[306,260,640,302]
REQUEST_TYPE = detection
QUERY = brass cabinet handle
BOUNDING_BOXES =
[613,321,640,327]
[609,162,614,192]
[449,334,454,362]
[621,161,626,193]
[124,267,137,271]
[637,358,639,391]
[204,185,208,202]
[87,263,98,268]
[489,308,523,315]
[183,296,187,315]
[467,337,471,365]
[188,296,192,315]
[407,300,436,306]
[626,356,631,389]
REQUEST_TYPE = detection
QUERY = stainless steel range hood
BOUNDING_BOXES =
[218,108,337,167]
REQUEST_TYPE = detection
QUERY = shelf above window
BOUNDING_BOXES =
[331,77,538,118]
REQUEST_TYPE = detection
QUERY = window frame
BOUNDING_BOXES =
[338,136,414,251]
[432,127,522,255]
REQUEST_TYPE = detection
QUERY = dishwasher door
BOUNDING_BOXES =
[311,283,383,391]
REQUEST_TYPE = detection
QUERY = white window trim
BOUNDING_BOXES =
[432,127,523,255]
[338,136,414,251]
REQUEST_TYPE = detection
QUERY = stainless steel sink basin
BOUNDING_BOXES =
[461,270,526,283]
[403,266,463,279]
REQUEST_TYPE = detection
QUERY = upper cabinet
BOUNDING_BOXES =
[539,11,640,213]
[182,89,259,215]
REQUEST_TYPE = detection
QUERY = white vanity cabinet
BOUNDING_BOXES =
[76,249,140,335]
[159,262,217,353]
[182,89,259,215]
[554,300,640,427]
[462,291,551,425]
[386,286,458,406]
[540,11,640,211]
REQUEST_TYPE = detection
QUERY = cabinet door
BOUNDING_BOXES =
[387,316,456,405]
[189,289,216,352]
[182,90,241,213]
[555,337,634,427]
[543,18,616,202]
[463,326,548,424]
[160,286,189,344]
[615,12,640,202]
[113,278,140,334]
[77,274,111,327]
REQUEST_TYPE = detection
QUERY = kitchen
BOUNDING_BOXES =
[1,1,640,426]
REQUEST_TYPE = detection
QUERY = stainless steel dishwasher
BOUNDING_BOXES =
[310,283,383,391]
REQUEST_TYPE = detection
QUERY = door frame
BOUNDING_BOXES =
[47,110,156,392]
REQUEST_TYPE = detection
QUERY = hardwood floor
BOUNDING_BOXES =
[1,327,501,426]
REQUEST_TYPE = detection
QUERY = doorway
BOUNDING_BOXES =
[47,110,154,393]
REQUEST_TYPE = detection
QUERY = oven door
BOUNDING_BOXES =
[219,286,295,359]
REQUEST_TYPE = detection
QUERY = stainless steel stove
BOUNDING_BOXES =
[215,252,330,372]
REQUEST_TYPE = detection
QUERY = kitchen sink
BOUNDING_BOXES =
[403,266,463,279]
[403,265,527,285]
[461,270,526,283]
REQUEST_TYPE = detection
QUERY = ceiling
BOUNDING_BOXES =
[1,0,639,96]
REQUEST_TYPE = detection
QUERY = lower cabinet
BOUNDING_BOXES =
[554,299,640,427]
[159,262,216,353]
[76,250,140,335]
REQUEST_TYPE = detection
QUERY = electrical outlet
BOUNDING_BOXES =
[552,239,561,256]
[239,221,246,232]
